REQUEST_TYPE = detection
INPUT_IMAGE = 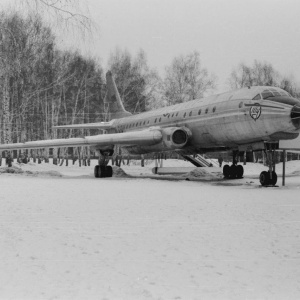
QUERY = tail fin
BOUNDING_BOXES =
[104,71,132,120]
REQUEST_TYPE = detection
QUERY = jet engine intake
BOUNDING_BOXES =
[161,127,191,150]
[291,105,300,129]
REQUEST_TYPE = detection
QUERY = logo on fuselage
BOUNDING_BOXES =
[250,103,261,121]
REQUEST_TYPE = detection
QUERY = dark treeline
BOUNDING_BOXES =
[0,11,299,153]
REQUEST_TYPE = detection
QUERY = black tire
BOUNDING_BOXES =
[223,164,230,178]
[270,171,277,186]
[99,166,105,178]
[236,165,244,178]
[94,165,100,178]
[229,165,237,179]
[106,166,113,177]
[259,171,270,186]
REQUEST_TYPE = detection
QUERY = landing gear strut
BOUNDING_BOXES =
[223,150,244,179]
[94,150,113,178]
[259,143,278,186]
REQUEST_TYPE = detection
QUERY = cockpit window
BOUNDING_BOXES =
[252,94,261,100]
[262,90,274,99]
[273,91,281,96]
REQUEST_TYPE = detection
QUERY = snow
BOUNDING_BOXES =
[1,159,300,299]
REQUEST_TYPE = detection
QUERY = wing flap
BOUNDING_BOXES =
[0,129,162,151]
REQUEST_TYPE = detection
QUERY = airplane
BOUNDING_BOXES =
[0,71,299,186]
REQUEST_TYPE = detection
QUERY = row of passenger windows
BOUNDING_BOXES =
[121,106,219,129]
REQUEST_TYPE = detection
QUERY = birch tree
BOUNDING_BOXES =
[163,51,216,105]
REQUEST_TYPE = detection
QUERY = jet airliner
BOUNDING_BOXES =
[0,71,300,186]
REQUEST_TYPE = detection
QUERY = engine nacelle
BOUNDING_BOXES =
[160,127,191,150]
[121,126,192,154]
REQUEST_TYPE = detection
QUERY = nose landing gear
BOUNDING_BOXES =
[259,143,278,186]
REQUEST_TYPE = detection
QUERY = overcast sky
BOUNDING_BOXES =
[80,0,300,92]
[2,0,300,92]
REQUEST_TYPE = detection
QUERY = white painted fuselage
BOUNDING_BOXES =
[112,86,299,154]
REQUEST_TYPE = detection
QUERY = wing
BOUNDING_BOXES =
[53,121,113,130]
[0,129,162,151]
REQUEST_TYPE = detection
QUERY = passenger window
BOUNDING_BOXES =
[198,109,201,115]
[213,106,216,112]
[252,94,261,100]
[183,112,186,118]
[205,108,208,114]
[154,118,157,123]
[159,117,161,122]
[171,113,174,117]
[239,102,243,108]
[189,111,192,117]
[176,112,179,116]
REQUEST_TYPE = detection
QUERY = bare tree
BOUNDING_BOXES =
[108,48,161,113]
[163,51,216,105]
[15,0,95,39]
[229,60,280,89]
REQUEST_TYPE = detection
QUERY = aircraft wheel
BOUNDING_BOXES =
[99,166,107,178]
[259,171,270,186]
[223,164,230,178]
[94,165,100,178]
[229,165,237,179]
[236,165,244,178]
[106,166,113,177]
[270,171,277,186]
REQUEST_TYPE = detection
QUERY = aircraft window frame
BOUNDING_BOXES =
[189,111,192,117]
[262,91,273,99]
[252,94,261,100]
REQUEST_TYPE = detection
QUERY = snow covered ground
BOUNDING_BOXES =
[1,159,300,299]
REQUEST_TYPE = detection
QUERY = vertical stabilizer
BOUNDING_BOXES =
[104,71,132,120]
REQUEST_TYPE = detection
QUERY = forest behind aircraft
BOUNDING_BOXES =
[0,71,300,186]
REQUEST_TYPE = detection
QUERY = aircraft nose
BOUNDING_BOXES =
[291,105,300,129]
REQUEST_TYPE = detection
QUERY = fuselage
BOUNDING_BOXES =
[111,86,300,154]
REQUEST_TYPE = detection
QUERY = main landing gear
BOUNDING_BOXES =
[223,150,244,179]
[259,143,278,186]
[94,150,113,178]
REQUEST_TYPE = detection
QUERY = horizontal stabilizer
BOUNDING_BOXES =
[0,129,162,151]
[53,122,113,130]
